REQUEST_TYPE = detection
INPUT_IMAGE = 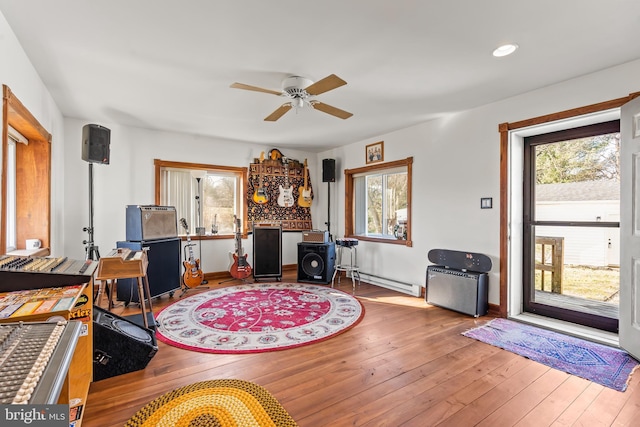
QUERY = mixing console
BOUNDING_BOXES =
[0,320,81,404]
[0,255,97,292]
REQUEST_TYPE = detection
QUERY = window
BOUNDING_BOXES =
[344,157,412,246]
[5,127,25,251]
[154,159,247,237]
[2,85,51,255]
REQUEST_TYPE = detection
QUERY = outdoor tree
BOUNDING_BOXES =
[535,132,620,184]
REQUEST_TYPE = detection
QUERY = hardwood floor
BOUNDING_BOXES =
[82,272,640,426]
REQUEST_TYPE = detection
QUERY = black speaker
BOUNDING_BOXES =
[322,158,336,182]
[81,124,111,164]
[297,242,336,284]
[93,307,158,381]
[116,238,182,303]
[253,225,282,280]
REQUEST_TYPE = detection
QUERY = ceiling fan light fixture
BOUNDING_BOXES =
[492,43,519,57]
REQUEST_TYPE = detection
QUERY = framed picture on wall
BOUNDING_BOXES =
[366,141,384,164]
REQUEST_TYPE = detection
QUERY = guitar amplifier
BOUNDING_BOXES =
[126,205,177,241]
[426,266,488,317]
[302,230,329,243]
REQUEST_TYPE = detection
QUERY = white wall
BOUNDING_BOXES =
[0,11,65,254]
[62,118,319,272]
[319,59,640,304]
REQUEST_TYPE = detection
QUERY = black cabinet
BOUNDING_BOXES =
[252,226,282,281]
[116,238,181,303]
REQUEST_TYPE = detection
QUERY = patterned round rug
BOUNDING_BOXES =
[125,379,298,427]
[155,283,364,353]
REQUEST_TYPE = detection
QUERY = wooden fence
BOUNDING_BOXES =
[535,236,564,293]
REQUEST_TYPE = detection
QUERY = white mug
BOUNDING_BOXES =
[26,239,41,249]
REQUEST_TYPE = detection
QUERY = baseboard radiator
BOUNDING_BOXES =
[359,272,421,297]
[425,266,488,317]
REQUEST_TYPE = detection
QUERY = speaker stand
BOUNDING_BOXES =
[325,181,333,242]
[83,163,101,260]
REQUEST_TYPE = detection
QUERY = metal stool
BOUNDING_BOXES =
[332,238,360,291]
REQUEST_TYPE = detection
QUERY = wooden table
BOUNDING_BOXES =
[95,248,154,329]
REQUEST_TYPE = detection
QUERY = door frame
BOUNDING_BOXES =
[498,92,640,343]
[521,120,620,333]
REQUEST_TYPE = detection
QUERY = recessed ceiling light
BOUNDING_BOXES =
[493,43,519,57]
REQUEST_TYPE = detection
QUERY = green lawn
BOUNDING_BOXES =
[535,266,619,302]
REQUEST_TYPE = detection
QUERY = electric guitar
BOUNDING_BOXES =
[229,215,252,279]
[253,152,269,204]
[277,158,295,207]
[297,158,312,208]
[180,218,204,288]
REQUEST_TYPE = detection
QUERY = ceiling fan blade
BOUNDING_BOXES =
[230,82,282,96]
[311,102,353,119]
[264,103,292,121]
[304,74,347,96]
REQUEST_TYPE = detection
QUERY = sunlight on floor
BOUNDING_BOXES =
[355,294,430,308]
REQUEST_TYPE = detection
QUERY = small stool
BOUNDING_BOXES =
[332,238,360,291]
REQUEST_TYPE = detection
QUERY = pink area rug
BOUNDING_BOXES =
[463,318,639,392]
[155,283,364,353]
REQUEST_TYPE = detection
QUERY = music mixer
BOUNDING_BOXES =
[0,255,97,292]
[0,320,81,404]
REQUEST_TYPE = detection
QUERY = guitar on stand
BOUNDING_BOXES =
[179,218,204,294]
[227,215,252,282]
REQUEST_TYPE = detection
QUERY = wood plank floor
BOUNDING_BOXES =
[82,272,640,426]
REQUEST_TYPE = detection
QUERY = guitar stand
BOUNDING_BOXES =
[179,243,210,298]
[178,280,210,297]
[218,277,253,285]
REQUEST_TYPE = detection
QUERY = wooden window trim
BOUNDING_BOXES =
[153,159,249,239]
[344,157,413,246]
[2,85,52,254]
[497,91,640,318]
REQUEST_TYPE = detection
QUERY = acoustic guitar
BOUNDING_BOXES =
[179,218,204,288]
[229,216,252,279]
[298,158,312,208]
[277,158,294,207]
[253,152,269,204]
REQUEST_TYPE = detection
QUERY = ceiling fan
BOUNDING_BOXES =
[230,74,353,121]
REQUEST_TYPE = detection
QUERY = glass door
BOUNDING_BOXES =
[523,120,621,332]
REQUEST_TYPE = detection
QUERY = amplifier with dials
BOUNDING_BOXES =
[302,230,329,243]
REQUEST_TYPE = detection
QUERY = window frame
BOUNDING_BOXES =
[1,85,52,255]
[154,159,248,239]
[344,156,413,246]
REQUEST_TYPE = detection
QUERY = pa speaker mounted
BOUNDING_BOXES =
[82,124,111,164]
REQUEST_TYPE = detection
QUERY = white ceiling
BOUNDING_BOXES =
[2,1,640,151]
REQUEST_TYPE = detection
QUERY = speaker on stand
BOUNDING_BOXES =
[297,242,336,284]
[322,159,336,241]
[82,124,110,165]
[81,124,110,261]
